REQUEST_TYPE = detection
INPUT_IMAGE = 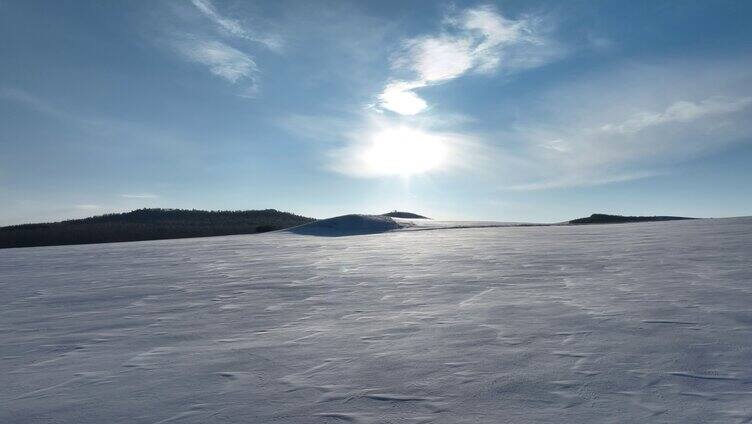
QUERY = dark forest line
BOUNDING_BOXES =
[0,208,314,249]
[569,213,694,225]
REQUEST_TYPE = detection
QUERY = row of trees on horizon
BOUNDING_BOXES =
[0,208,315,249]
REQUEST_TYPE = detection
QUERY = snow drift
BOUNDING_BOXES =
[284,214,402,236]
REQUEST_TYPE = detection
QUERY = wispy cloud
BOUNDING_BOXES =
[377,5,562,115]
[492,59,752,190]
[175,39,259,94]
[74,204,102,210]
[120,193,158,199]
[2,87,197,159]
[539,139,569,153]
[377,81,428,116]
[1,87,70,120]
[507,170,666,191]
[159,0,282,97]
[600,97,752,134]
[190,0,282,51]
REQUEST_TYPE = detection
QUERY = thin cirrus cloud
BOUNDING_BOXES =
[120,194,159,199]
[190,0,282,51]
[176,39,258,87]
[377,5,560,115]
[168,0,280,97]
[507,96,752,190]
[600,97,752,134]
[1,88,193,157]
[74,204,102,210]
[499,60,752,190]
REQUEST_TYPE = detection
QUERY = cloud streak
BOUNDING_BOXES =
[160,0,283,98]
[600,97,752,134]
[74,204,102,210]
[190,0,282,51]
[378,5,560,115]
[121,193,158,199]
[493,59,752,190]
[176,39,258,91]
[2,87,197,160]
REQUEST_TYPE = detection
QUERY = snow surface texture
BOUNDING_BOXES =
[2,217,752,423]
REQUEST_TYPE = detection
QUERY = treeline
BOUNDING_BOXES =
[569,213,693,225]
[382,211,429,219]
[0,208,315,249]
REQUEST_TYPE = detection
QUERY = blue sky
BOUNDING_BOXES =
[2,0,752,225]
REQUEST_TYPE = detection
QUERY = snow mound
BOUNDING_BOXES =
[285,214,401,236]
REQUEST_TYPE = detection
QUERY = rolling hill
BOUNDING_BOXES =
[569,213,694,225]
[0,208,314,249]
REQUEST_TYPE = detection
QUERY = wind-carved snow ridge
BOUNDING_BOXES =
[284,214,402,236]
[1,217,752,423]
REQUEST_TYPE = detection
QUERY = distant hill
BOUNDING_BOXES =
[286,214,401,237]
[0,208,314,249]
[569,213,694,225]
[381,211,430,219]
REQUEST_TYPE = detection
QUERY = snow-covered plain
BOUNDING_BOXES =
[2,217,752,423]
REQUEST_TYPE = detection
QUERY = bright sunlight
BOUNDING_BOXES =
[359,126,449,176]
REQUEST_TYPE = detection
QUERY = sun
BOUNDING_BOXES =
[359,126,449,176]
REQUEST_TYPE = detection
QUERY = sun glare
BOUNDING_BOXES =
[360,127,449,176]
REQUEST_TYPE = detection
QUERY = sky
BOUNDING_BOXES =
[2,0,752,225]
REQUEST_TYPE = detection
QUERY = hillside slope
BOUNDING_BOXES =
[0,208,314,248]
[285,214,401,236]
[569,213,694,225]
[381,211,430,219]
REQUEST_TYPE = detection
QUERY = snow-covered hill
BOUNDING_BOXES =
[283,214,539,237]
[2,217,752,423]
[285,214,401,236]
